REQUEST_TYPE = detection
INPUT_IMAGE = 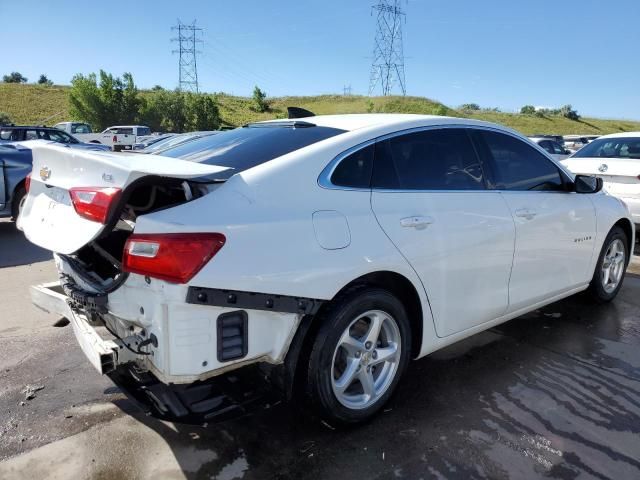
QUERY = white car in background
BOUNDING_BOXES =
[529,136,571,161]
[18,114,634,425]
[562,132,640,229]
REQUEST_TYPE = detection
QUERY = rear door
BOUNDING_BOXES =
[472,129,597,311]
[371,127,515,337]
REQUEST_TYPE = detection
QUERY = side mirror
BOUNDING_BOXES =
[574,174,603,194]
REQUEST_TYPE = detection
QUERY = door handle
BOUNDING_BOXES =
[400,216,434,228]
[514,208,537,220]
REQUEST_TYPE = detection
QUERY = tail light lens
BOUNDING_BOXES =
[113,135,118,143]
[69,187,121,224]
[25,173,31,193]
[123,233,226,284]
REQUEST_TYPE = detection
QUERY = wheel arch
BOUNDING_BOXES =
[613,218,634,264]
[279,270,424,401]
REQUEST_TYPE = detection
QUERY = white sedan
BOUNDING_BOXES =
[18,114,634,425]
[561,132,640,229]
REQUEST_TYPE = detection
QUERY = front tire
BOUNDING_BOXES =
[305,287,411,425]
[588,226,628,302]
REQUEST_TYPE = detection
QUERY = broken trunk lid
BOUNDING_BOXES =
[18,143,231,255]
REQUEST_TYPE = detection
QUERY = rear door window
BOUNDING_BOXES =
[474,130,565,191]
[372,128,485,190]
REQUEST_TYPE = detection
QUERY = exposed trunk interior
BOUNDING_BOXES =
[63,178,214,291]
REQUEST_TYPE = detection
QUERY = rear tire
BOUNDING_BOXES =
[587,226,628,303]
[10,185,26,221]
[305,287,411,426]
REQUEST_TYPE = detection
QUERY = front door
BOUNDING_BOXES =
[371,127,515,337]
[472,129,597,311]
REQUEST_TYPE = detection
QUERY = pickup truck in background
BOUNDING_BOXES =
[54,123,151,151]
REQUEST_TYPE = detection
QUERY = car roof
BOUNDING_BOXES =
[595,131,640,140]
[0,125,60,130]
[253,113,513,134]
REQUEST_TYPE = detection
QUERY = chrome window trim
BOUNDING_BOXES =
[317,123,573,193]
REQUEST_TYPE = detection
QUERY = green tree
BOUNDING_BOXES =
[0,112,12,125]
[3,72,27,83]
[520,105,536,115]
[252,85,268,112]
[37,74,53,86]
[68,70,141,130]
[460,103,480,111]
[186,93,221,131]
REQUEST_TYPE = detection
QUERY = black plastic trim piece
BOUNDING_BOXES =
[217,310,248,362]
[62,282,108,314]
[186,287,324,315]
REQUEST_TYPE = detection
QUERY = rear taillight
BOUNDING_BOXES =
[113,135,117,142]
[69,187,121,224]
[25,173,31,193]
[123,233,226,284]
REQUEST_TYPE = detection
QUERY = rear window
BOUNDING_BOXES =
[72,123,92,134]
[160,123,346,178]
[113,128,134,135]
[137,127,151,136]
[0,129,12,140]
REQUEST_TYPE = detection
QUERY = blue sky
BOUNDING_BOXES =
[2,0,639,119]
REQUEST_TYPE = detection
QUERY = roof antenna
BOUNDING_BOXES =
[287,107,315,119]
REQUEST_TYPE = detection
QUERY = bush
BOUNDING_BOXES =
[460,103,480,111]
[0,112,12,125]
[252,86,268,113]
[3,72,27,83]
[38,74,53,86]
[140,89,221,133]
[560,104,580,121]
[520,105,536,115]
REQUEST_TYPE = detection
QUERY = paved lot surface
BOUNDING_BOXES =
[1,218,639,480]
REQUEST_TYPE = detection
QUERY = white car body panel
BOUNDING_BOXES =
[20,114,635,387]
[561,156,640,225]
[372,190,514,337]
[499,191,597,310]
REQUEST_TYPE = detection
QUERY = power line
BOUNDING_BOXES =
[171,19,203,92]
[368,0,407,96]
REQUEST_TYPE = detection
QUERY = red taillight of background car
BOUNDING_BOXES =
[113,135,118,143]
[69,187,122,224]
[25,173,31,193]
[122,233,226,284]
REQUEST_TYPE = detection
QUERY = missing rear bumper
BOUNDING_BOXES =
[108,363,281,425]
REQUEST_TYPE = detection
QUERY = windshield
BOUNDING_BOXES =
[159,124,346,178]
[573,137,640,159]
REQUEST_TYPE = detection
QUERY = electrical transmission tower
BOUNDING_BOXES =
[343,84,352,96]
[171,19,203,92]
[368,0,406,96]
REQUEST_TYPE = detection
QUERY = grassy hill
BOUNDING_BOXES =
[2,83,639,135]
